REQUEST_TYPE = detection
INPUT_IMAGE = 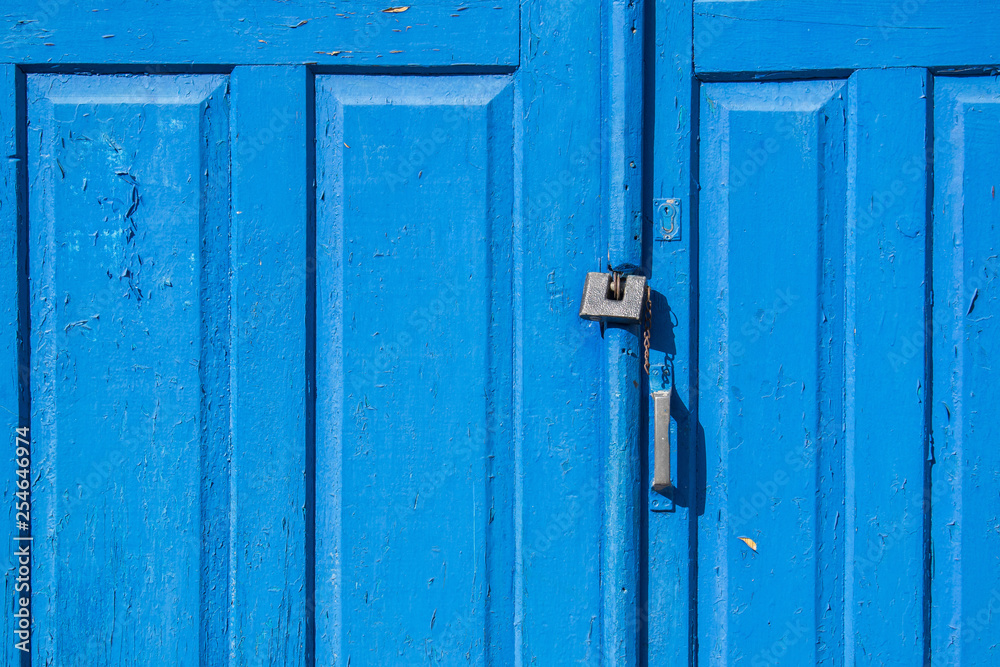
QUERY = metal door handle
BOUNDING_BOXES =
[652,389,672,493]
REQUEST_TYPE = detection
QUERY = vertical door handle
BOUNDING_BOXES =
[652,389,672,493]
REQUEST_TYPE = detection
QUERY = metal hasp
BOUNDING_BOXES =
[652,389,672,493]
[654,198,681,242]
[578,272,647,324]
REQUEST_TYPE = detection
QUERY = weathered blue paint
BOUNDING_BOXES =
[28,74,231,664]
[2,1,517,68]
[3,2,632,663]
[5,1,1000,665]
[602,0,645,665]
[845,68,929,664]
[699,79,849,665]
[645,0,696,662]
[517,1,609,664]
[653,4,1000,665]
[0,63,27,667]
[230,65,313,664]
[932,75,1000,666]
[694,0,1000,74]
[314,74,517,665]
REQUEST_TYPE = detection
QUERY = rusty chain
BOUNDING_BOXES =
[643,284,651,376]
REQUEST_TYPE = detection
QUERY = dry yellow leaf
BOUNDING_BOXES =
[737,536,758,553]
[382,6,410,12]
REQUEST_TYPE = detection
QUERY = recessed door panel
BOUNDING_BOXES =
[315,75,516,665]
[28,74,230,665]
[699,79,848,665]
[933,76,1000,666]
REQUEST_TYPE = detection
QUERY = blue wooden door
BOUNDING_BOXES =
[9,2,999,666]
[646,1,1000,665]
[0,2,648,665]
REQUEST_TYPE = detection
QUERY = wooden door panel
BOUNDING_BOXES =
[844,68,929,665]
[314,75,517,665]
[933,76,1000,666]
[664,0,1000,661]
[228,65,313,665]
[28,74,231,665]
[696,70,934,664]
[699,79,849,665]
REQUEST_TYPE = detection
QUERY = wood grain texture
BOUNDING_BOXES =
[230,65,311,664]
[2,1,635,663]
[0,63,26,667]
[314,74,516,665]
[602,0,644,664]
[694,0,1000,74]
[2,0,517,68]
[645,0,696,662]
[698,79,848,665]
[845,67,929,665]
[687,4,1000,665]
[517,0,608,663]
[932,75,1000,667]
[27,73,230,665]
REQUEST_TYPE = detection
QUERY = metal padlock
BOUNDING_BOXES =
[578,271,647,324]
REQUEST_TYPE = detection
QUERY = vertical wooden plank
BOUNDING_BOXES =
[845,67,929,665]
[645,0,694,661]
[603,0,645,663]
[0,63,27,667]
[229,65,310,665]
[932,75,1000,667]
[517,0,606,664]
